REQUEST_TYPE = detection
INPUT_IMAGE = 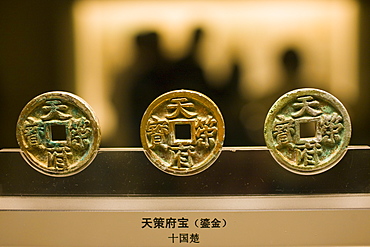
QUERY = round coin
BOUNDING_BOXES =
[16,91,101,177]
[140,90,225,176]
[264,88,351,175]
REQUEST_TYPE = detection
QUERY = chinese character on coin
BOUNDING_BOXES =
[16,91,101,177]
[141,90,225,176]
[264,88,351,175]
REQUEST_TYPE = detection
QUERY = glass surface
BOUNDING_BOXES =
[0,146,369,196]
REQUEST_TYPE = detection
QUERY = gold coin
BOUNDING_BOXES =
[140,90,225,176]
[264,88,351,175]
[16,91,101,177]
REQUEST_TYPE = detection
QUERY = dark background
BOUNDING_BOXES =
[0,0,369,148]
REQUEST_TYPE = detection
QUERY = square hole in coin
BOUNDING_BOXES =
[299,121,317,138]
[175,123,191,140]
[51,124,67,141]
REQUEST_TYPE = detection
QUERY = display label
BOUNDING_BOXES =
[141,215,227,245]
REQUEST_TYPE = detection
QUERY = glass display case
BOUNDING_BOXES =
[1,0,370,245]
[1,146,369,246]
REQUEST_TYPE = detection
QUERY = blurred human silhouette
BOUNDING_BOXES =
[112,31,164,146]
[281,48,301,86]
[113,29,210,146]
[164,28,209,93]
[209,60,252,146]
[112,27,252,147]
[241,48,303,145]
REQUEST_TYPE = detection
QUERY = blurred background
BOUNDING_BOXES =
[0,0,369,148]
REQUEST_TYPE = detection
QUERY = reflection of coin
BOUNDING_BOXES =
[16,91,101,177]
[141,90,225,176]
[264,88,351,175]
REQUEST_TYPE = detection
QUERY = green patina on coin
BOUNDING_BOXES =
[141,90,225,176]
[16,91,101,177]
[264,88,351,175]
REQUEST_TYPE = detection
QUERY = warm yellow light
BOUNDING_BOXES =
[73,0,358,144]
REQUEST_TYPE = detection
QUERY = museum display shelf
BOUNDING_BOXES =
[1,146,369,197]
[0,147,369,246]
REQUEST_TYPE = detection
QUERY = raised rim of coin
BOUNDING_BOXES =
[16,91,101,177]
[140,89,225,176]
[264,88,351,175]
